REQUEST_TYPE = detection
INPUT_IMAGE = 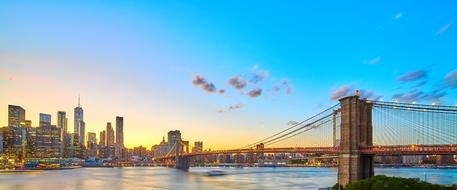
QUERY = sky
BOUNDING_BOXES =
[0,1,457,149]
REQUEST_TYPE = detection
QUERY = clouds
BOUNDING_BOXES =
[273,79,293,95]
[359,89,383,101]
[392,89,446,103]
[218,103,244,113]
[444,69,457,88]
[250,64,269,84]
[330,85,382,101]
[436,22,452,35]
[228,76,247,90]
[365,56,381,65]
[330,85,352,100]
[396,70,427,82]
[395,12,403,20]
[392,89,423,102]
[192,75,222,93]
[247,88,262,98]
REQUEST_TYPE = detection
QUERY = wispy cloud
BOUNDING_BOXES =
[392,88,446,103]
[436,22,452,35]
[218,103,244,113]
[330,85,352,100]
[396,70,427,82]
[444,68,457,88]
[365,56,381,65]
[250,64,269,84]
[392,89,423,102]
[330,85,382,101]
[192,75,221,93]
[273,79,293,95]
[395,12,403,19]
[359,89,383,101]
[247,88,262,98]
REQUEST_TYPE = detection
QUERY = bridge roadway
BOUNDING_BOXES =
[154,144,457,160]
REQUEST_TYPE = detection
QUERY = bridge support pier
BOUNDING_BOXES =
[175,156,190,170]
[338,95,374,185]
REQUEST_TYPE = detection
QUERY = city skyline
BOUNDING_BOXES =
[1,1,457,149]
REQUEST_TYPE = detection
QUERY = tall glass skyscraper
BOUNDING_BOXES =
[74,95,84,147]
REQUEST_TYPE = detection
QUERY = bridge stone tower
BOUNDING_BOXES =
[338,95,374,185]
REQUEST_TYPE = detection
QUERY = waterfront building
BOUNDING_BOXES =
[87,132,97,158]
[0,133,3,153]
[39,113,51,128]
[1,126,27,160]
[8,105,25,127]
[35,125,61,158]
[57,111,68,156]
[99,130,106,146]
[152,137,168,157]
[74,96,84,148]
[192,141,203,153]
[115,116,124,158]
[69,133,81,158]
[25,127,37,158]
[133,146,147,158]
[79,121,85,148]
[106,123,115,147]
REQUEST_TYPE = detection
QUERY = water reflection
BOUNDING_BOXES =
[0,167,456,190]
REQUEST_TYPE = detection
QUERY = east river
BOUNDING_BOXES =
[1,167,456,190]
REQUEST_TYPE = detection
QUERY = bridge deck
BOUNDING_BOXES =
[155,144,457,160]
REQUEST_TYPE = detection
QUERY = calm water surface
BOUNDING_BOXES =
[0,167,456,190]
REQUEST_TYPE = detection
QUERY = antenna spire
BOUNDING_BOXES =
[78,94,80,107]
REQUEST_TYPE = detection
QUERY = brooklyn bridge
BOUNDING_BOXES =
[154,95,457,185]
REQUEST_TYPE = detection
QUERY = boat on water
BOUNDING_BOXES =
[206,170,226,176]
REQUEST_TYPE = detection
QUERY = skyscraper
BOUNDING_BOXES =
[106,122,114,147]
[8,105,25,127]
[115,116,124,158]
[79,121,85,147]
[87,132,97,158]
[57,111,68,155]
[192,141,203,153]
[99,130,106,146]
[115,116,124,147]
[39,113,51,128]
[167,130,181,147]
[74,95,84,147]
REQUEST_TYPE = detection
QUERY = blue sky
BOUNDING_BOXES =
[0,1,456,148]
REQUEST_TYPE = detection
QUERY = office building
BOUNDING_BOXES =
[167,130,181,147]
[8,105,25,127]
[115,116,124,158]
[74,96,84,148]
[87,132,97,158]
[192,141,203,153]
[39,113,51,128]
[99,130,106,146]
[106,122,115,147]
[57,111,68,155]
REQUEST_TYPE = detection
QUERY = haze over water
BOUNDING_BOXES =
[1,167,456,190]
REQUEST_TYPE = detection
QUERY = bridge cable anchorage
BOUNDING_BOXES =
[239,103,340,149]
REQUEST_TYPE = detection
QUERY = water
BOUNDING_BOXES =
[0,167,456,190]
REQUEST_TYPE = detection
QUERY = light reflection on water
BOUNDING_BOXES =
[0,167,456,190]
